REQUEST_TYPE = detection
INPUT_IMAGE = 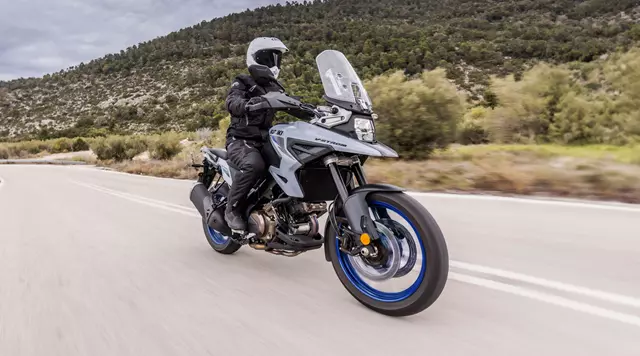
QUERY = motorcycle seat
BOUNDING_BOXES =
[205,148,228,160]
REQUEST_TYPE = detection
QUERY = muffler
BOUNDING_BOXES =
[190,183,233,236]
[189,183,266,238]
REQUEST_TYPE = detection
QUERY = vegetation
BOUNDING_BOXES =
[0,0,638,141]
[367,69,464,159]
[1,0,640,202]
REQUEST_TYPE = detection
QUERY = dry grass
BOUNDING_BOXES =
[365,145,640,203]
[5,133,640,203]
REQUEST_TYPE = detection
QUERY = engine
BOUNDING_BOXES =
[286,201,328,220]
[247,209,277,241]
[283,201,327,236]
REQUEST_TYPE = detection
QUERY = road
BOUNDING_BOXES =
[1,164,639,356]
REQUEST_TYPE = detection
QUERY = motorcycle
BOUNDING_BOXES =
[189,50,449,317]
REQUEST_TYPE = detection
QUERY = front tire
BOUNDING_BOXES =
[326,192,449,317]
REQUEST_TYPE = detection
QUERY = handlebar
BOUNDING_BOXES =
[246,92,342,122]
[246,100,272,113]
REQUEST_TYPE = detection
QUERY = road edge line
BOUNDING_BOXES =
[78,166,640,213]
[451,261,640,308]
[71,181,201,218]
[450,272,640,328]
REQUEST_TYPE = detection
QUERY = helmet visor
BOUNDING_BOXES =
[254,49,282,69]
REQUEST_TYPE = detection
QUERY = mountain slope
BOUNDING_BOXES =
[1,0,639,139]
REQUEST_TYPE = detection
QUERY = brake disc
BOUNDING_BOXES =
[378,219,418,278]
[347,224,401,282]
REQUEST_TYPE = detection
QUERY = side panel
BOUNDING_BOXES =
[268,125,304,197]
[277,121,384,157]
[217,159,234,186]
[267,121,399,198]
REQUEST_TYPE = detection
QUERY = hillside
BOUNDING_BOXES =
[1,0,639,140]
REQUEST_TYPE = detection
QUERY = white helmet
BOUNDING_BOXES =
[246,37,289,79]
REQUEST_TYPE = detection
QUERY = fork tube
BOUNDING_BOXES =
[352,162,367,186]
[327,162,349,203]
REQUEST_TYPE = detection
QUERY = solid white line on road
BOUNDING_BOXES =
[72,180,640,326]
[451,261,640,309]
[71,181,201,218]
[412,192,640,213]
[67,165,640,213]
[450,272,640,328]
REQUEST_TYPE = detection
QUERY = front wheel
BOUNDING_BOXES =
[326,192,449,317]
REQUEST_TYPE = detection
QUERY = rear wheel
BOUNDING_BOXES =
[201,182,242,255]
[202,220,241,255]
[326,192,449,317]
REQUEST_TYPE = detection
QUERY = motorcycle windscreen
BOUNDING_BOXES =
[316,50,373,112]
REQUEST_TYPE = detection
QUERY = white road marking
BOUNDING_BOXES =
[412,192,640,213]
[451,261,640,309]
[0,175,5,191]
[73,180,640,327]
[450,272,640,328]
[71,181,200,218]
[67,165,640,213]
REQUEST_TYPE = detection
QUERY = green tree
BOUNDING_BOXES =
[366,69,465,159]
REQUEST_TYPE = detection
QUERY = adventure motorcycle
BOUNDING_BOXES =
[189,50,449,317]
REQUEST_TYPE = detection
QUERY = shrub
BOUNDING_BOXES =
[196,128,213,141]
[458,107,490,144]
[72,137,90,151]
[0,146,9,159]
[149,132,183,160]
[51,138,73,153]
[91,135,148,161]
[366,69,465,159]
[485,63,573,144]
[218,116,231,133]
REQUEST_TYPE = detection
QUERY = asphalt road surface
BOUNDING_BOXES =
[1,164,639,356]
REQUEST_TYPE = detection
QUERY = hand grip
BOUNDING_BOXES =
[246,100,271,113]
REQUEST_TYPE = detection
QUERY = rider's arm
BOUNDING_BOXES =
[225,78,249,117]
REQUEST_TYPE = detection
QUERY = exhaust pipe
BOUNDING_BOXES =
[190,183,264,237]
[190,183,233,236]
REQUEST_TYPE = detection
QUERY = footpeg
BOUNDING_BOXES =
[230,230,256,245]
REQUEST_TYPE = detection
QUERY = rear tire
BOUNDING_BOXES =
[326,192,449,317]
[201,181,242,255]
[202,219,242,255]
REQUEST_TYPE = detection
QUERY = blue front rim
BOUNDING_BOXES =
[206,225,229,246]
[336,201,427,303]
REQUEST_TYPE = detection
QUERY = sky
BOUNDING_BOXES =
[0,0,285,81]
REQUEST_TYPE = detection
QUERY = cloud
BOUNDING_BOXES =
[0,0,285,80]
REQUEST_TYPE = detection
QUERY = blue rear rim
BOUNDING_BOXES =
[206,225,229,246]
[336,201,427,303]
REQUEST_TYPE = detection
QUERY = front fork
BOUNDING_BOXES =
[324,155,395,258]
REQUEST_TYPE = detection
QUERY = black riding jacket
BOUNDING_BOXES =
[225,74,284,143]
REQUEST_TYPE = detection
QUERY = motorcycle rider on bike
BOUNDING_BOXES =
[223,37,289,233]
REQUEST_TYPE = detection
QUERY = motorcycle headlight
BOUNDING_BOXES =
[354,118,375,142]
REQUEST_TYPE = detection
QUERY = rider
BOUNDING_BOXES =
[223,37,289,232]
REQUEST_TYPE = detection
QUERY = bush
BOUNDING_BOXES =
[51,138,73,153]
[0,146,8,159]
[149,132,183,160]
[484,49,640,145]
[458,107,490,144]
[72,137,90,151]
[195,128,213,141]
[218,116,231,133]
[366,69,465,159]
[485,63,573,144]
[91,135,148,161]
